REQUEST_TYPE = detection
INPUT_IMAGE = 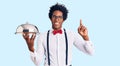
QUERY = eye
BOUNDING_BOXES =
[59,16,63,19]
[52,15,63,19]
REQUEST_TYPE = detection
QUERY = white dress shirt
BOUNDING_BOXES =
[30,29,94,66]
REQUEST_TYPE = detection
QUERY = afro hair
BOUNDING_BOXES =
[49,3,68,21]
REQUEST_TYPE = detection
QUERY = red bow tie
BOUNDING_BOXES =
[53,29,62,35]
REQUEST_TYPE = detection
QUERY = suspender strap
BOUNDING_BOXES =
[47,30,50,65]
[64,29,68,65]
[47,29,68,65]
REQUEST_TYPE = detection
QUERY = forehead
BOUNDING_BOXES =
[53,10,63,16]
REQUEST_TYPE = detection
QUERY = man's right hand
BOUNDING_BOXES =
[23,33,36,52]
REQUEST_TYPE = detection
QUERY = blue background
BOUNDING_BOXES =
[0,0,120,66]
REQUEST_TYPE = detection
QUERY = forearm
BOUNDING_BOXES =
[74,41,94,55]
[30,50,44,66]
[30,51,40,66]
[84,41,94,55]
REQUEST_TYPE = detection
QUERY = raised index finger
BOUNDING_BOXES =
[80,19,83,26]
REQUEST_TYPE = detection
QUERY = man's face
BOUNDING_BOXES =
[51,10,64,30]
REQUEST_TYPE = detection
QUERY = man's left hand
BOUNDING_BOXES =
[78,19,89,41]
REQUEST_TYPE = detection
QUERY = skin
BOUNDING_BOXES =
[23,10,89,52]
[78,19,89,41]
[51,10,64,30]
[23,32,36,52]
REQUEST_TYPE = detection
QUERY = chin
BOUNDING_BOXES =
[53,25,61,30]
[53,27,61,30]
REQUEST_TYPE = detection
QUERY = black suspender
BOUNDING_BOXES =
[64,29,68,65]
[47,29,68,65]
[47,30,50,65]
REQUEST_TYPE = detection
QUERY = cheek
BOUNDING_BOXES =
[60,20,64,24]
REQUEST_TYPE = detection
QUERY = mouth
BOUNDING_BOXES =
[54,22,60,25]
[52,22,62,29]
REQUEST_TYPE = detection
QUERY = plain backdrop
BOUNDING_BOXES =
[0,0,120,66]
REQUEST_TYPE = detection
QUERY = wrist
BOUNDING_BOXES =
[83,35,89,41]
[28,47,34,52]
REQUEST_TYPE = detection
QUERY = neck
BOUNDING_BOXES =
[53,28,62,30]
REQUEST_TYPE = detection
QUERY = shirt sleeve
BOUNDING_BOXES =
[30,34,45,66]
[73,32,94,55]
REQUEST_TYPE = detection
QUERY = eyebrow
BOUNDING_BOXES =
[52,15,62,16]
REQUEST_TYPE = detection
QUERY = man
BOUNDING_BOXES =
[23,3,94,66]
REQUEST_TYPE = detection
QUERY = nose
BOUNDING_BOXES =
[54,17,59,22]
